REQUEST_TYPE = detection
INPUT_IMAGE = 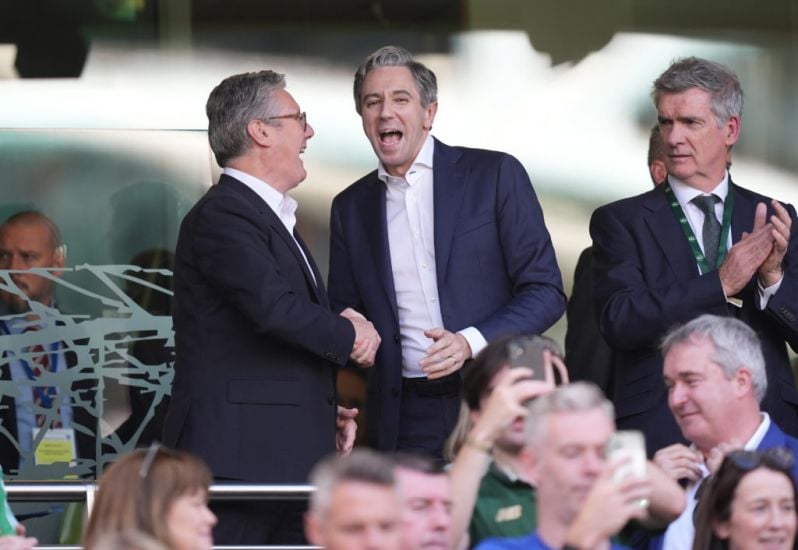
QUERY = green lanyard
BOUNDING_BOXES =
[664,182,734,275]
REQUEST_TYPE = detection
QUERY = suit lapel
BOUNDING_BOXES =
[294,230,327,306]
[644,187,700,281]
[220,176,321,302]
[730,181,755,243]
[358,175,400,318]
[432,139,467,282]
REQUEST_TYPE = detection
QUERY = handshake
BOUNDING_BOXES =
[340,308,381,368]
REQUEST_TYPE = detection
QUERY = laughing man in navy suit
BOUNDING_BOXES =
[328,46,566,456]
[590,57,798,456]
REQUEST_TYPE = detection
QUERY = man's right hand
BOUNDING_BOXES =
[340,308,380,368]
[467,367,554,448]
[653,443,703,482]
[719,202,775,296]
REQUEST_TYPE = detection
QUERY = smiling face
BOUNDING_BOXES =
[262,88,314,192]
[663,336,747,453]
[715,468,797,550]
[657,88,739,192]
[359,66,437,178]
[166,490,216,550]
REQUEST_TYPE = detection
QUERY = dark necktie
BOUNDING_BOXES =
[691,194,722,269]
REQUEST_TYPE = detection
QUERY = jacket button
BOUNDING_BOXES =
[393,334,400,343]
[324,352,338,361]
[327,396,336,406]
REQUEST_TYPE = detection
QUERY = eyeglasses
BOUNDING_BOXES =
[266,111,307,131]
[726,448,795,472]
[138,442,163,479]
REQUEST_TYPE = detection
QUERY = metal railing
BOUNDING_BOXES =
[5,481,318,550]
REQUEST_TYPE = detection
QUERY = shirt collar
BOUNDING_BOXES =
[224,167,293,215]
[744,412,771,450]
[377,134,435,184]
[668,171,729,206]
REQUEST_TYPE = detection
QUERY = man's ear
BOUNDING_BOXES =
[247,119,272,147]
[724,115,740,147]
[422,101,438,131]
[304,512,321,547]
[518,446,540,486]
[735,367,754,398]
[52,244,66,278]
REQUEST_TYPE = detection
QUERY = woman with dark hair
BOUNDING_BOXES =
[83,444,216,550]
[693,449,797,550]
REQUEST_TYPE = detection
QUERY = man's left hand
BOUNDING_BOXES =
[335,406,358,456]
[759,199,791,288]
[419,329,472,379]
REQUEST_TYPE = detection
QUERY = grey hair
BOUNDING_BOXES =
[309,449,396,521]
[353,45,438,115]
[661,314,766,403]
[206,70,286,167]
[652,57,744,127]
[524,382,614,449]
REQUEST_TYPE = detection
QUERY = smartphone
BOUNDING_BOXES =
[507,339,549,381]
[605,430,647,482]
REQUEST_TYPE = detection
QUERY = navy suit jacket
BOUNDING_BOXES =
[591,180,798,453]
[162,174,355,483]
[641,420,798,550]
[328,138,566,450]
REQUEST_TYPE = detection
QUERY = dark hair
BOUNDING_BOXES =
[692,449,797,550]
[647,124,666,168]
[392,452,446,475]
[462,334,562,411]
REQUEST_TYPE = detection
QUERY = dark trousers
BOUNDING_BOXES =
[397,373,461,459]
[211,499,307,546]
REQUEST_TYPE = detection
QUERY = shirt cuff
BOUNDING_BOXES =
[458,327,487,359]
[757,274,784,309]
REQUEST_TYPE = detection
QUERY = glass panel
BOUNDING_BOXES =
[0,128,210,480]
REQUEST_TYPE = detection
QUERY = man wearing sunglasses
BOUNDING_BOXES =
[163,70,381,546]
[640,314,798,550]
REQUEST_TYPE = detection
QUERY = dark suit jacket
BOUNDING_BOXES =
[564,246,615,396]
[328,138,566,450]
[162,174,355,483]
[590,180,798,453]
[0,326,97,477]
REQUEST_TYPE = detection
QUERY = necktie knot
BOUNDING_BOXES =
[691,194,720,214]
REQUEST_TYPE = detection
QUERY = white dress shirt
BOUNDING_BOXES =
[379,135,486,377]
[224,167,315,285]
[668,172,780,307]
[662,413,772,550]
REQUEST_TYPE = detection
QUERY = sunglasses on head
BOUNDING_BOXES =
[725,448,794,473]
